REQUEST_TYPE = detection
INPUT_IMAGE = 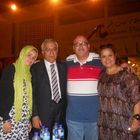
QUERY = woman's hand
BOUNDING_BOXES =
[130,119,140,132]
[32,116,42,129]
[28,122,32,132]
[2,121,12,133]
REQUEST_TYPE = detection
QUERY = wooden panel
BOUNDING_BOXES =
[59,2,104,25]
[17,18,54,53]
[108,1,140,16]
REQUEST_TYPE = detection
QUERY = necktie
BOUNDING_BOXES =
[50,64,61,103]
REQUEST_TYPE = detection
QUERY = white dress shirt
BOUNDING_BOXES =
[44,60,61,100]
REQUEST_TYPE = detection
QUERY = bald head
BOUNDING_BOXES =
[73,35,90,63]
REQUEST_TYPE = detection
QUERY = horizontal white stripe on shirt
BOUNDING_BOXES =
[67,80,98,96]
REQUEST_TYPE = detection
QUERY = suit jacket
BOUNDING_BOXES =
[31,60,67,129]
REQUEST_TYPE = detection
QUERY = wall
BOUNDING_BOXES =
[0,1,140,61]
[0,23,13,57]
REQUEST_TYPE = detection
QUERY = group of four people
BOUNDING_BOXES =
[0,35,140,140]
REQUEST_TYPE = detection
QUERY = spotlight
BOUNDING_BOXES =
[10,4,17,11]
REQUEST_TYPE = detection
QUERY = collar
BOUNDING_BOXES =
[44,59,56,67]
[73,53,94,64]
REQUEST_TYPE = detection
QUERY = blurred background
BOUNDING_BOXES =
[0,0,140,77]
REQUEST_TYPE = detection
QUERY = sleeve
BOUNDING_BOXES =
[62,62,67,111]
[124,71,140,105]
[0,65,14,121]
[30,65,38,117]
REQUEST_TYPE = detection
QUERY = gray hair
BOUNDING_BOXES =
[41,39,59,51]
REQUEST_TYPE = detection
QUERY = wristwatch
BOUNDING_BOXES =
[133,114,140,121]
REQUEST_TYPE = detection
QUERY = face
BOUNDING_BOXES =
[42,42,58,63]
[24,49,38,66]
[120,62,128,68]
[100,48,116,68]
[73,36,90,58]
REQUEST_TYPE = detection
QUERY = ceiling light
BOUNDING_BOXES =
[51,0,59,4]
[10,4,17,11]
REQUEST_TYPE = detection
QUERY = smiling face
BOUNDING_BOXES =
[42,41,58,63]
[24,49,38,66]
[100,47,116,69]
[73,35,90,60]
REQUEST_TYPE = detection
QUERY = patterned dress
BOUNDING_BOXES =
[97,69,140,140]
[0,79,30,140]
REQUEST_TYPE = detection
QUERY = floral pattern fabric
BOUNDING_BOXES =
[0,79,30,140]
[97,69,140,140]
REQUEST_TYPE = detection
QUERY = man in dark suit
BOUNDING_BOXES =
[31,39,67,139]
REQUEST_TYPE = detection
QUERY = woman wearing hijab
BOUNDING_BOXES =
[0,45,38,140]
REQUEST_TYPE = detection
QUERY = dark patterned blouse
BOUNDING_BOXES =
[97,69,140,140]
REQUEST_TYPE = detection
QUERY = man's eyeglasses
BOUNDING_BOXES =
[73,42,88,48]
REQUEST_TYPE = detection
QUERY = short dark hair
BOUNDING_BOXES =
[99,43,116,55]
